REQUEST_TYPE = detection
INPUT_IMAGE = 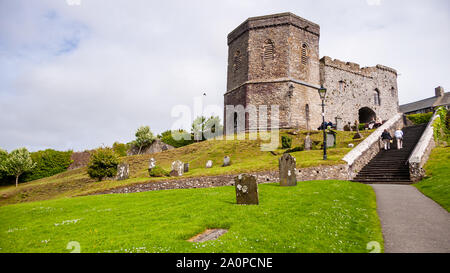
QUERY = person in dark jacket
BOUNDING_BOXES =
[381,129,392,150]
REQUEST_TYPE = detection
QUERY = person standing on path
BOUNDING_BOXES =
[381,129,393,150]
[394,128,404,149]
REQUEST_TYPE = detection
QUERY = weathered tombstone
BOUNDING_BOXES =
[279,154,297,187]
[184,163,189,173]
[148,158,156,171]
[170,160,184,177]
[326,132,336,148]
[116,163,129,181]
[206,160,213,168]
[335,117,343,131]
[304,134,312,151]
[234,174,259,205]
[222,156,231,167]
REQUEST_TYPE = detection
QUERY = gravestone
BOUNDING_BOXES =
[326,132,336,148]
[148,158,156,171]
[222,156,231,167]
[116,163,129,181]
[234,174,259,205]
[304,134,312,151]
[206,160,213,168]
[279,154,297,186]
[184,163,189,173]
[335,117,343,131]
[170,160,184,177]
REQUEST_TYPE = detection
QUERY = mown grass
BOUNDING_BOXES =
[0,130,373,206]
[0,180,383,253]
[414,147,450,212]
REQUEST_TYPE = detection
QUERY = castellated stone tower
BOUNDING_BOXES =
[224,12,400,133]
[224,12,323,132]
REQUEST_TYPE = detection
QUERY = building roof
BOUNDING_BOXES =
[399,92,450,113]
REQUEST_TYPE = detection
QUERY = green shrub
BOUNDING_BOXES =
[407,112,433,125]
[433,107,450,144]
[112,142,129,157]
[87,148,119,181]
[149,166,170,177]
[281,136,292,149]
[21,149,73,182]
[159,130,194,148]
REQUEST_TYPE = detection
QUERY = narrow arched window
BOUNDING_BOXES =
[301,43,309,65]
[374,89,381,106]
[305,104,310,122]
[233,50,241,72]
[263,39,274,61]
[338,81,345,92]
[391,87,396,97]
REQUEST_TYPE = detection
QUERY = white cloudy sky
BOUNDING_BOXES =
[0,0,449,152]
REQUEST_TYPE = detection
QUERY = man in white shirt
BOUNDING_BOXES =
[394,128,404,149]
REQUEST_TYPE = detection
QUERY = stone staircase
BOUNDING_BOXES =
[352,124,427,184]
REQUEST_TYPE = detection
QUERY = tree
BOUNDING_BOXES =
[133,126,156,154]
[0,149,8,181]
[191,116,223,141]
[112,142,129,157]
[87,148,119,181]
[0,148,36,187]
[158,129,194,148]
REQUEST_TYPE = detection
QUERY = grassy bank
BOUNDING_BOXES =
[414,147,450,212]
[0,180,383,253]
[0,130,373,206]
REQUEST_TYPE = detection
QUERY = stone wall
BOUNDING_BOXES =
[408,112,439,182]
[320,56,399,126]
[343,113,404,179]
[91,164,349,195]
[68,151,92,170]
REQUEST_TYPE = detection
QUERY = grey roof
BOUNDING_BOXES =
[399,92,450,113]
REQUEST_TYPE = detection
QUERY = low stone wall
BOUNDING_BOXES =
[92,164,349,195]
[408,112,439,182]
[342,113,404,179]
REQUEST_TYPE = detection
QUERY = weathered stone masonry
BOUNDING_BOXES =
[224,12,399,132]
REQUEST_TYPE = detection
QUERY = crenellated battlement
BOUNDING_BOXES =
[320,56,397,78]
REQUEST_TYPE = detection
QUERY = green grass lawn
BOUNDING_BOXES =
[414,147,450,212]
[0,130,373,206]
[0,180,383,253]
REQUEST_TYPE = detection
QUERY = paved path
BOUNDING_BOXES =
[371,184,450,253]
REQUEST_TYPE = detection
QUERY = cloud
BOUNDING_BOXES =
[0,0,449,151]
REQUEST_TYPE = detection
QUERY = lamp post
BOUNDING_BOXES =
[318,86,327,160]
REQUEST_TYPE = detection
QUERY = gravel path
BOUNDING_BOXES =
[371,184,450,253]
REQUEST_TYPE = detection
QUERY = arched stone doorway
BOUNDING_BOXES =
[359,107,376,123]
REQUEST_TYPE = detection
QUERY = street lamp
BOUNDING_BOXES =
[318,86,327,160]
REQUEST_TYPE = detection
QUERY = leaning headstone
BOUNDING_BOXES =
[279,154,297,187]
[148,158,156,171]
[326,132,336,148]
[335,117,343,131]
[184,163,189,173]
[206,160,213,168]
[222,156,231,167]
[234,174,259,205]
[116,163,129,181]
[170,160,184,177]
[304,134,312,151]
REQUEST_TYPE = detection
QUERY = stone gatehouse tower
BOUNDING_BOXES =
[224,12,399,132]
